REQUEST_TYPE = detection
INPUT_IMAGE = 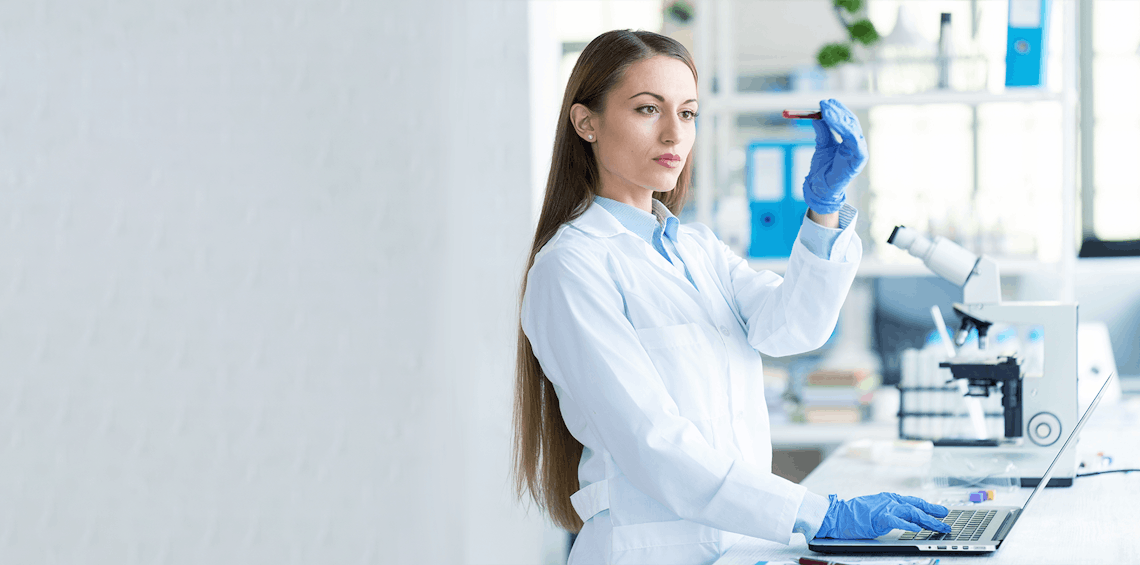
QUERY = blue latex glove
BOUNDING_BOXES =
[815,492,951,539]
[801,98,868,215]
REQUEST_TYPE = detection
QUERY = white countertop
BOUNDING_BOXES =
[716,398,1140,564]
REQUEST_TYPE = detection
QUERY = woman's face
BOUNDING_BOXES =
[573,55,698,207]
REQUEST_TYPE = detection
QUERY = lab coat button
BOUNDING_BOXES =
[719,325,730,336]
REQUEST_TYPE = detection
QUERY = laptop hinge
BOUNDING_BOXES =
[993,509,1020,541]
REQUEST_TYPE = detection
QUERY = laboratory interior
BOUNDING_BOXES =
[3,0,1138,564]
[486,1,1140,563]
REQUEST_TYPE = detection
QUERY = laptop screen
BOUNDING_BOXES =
[1017,372,1115,514]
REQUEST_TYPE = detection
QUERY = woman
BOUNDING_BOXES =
[513,30,950,565]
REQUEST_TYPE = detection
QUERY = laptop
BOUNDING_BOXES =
[808,371,1116,555]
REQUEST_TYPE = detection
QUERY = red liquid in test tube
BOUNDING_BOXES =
[782,109,822,120]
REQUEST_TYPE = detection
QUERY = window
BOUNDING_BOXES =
[1091,0,1140,241]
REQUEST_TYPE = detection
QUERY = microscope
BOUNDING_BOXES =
[888,226,1077,487]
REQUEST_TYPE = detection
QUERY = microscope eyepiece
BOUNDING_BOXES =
[887,226,979,287]
[887,225,902,245]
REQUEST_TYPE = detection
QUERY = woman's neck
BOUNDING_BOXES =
[596,176,655,213]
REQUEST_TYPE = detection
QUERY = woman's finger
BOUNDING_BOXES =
[895,504,951,533]
[884,515,922,534]
[821,98,864,145]
[891,494,950,518]
[811,117,835,148]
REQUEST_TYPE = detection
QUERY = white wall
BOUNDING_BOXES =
[0,1,543,563]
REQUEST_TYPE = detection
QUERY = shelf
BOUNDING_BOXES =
[703,89,1064,114]
[747,257,1055,278]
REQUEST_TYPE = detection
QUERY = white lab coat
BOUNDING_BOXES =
[521,202,860,565]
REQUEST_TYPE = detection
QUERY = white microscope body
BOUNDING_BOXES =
[888,226,1078,486]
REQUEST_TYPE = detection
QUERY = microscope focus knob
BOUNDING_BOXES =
[1027,412,1062,447]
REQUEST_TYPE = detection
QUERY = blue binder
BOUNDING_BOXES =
[1005,0,1051,87]
[746,141,813,258]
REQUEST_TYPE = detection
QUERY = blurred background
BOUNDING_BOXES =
[1,0,1138,563]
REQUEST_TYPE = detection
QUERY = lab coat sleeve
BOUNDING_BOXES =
[713,209,861,357]
[522,243,808,544]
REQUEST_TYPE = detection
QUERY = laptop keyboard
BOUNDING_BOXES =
[898,509,998,542]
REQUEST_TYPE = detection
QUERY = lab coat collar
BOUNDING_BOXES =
[570,200,634,238]
[592,196,660,244]
[571,198,707,303]
[572,197,680,240]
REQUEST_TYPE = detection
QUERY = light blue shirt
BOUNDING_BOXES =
[592,196,694,285]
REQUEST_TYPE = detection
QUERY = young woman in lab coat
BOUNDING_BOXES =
[513,30,950,565]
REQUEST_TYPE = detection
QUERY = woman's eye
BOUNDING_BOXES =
[639,106,698,119]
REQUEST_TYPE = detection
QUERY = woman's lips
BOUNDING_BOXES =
[654,157,680,169]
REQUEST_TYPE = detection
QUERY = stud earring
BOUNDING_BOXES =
[587,134,593,140]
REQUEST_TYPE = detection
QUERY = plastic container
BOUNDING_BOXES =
[923,450,1022,494]
[929,475,1020,490]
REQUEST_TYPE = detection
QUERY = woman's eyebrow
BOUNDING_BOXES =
[628,91,698,105]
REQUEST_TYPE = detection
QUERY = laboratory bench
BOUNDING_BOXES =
[717,397,1140,564]
[770,422,896,484]
[770,422,896,449]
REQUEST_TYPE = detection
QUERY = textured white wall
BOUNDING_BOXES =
[0,1,542,563]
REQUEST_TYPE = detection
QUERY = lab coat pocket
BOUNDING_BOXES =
[610,519,721,565]
[635,323,727,431]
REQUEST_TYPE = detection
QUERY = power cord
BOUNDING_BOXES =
[1076,469,1140,477]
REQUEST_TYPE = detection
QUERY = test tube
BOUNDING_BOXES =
[781,109,822,119]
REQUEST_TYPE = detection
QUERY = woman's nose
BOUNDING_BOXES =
[660,114,683,145]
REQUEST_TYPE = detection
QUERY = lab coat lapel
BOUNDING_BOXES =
[633,235,707,307]
[672,235,747,332]
[571,203,707,308]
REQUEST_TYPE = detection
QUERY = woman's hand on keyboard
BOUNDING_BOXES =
[816,492,951,539]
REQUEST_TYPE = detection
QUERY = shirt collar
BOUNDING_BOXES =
[592,196,680,243]
[592,196,658,243]
[651,199,681,241]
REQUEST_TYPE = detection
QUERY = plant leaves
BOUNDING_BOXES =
[817,43,852,68]
[847,18,880,45]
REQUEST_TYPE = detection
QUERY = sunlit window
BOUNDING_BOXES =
[1092,0,1140,241]
[867,104,974,251]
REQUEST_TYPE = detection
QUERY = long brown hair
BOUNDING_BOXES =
[512,29,698,533]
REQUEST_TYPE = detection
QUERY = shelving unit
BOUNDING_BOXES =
[692,0,1080,295]
[704,88,1063,114]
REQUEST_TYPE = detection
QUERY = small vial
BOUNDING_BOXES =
[782,109,822,120]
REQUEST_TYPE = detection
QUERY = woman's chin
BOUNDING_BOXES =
[638,183,674,194]
[639,177,677,193]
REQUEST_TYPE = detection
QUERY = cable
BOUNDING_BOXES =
[1076,469,1140,477]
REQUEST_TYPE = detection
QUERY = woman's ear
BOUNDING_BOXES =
[569,103,596,142]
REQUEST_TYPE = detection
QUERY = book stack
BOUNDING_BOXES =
[800,369,880,424]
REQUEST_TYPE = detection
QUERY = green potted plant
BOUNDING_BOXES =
[816,0,881,69]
